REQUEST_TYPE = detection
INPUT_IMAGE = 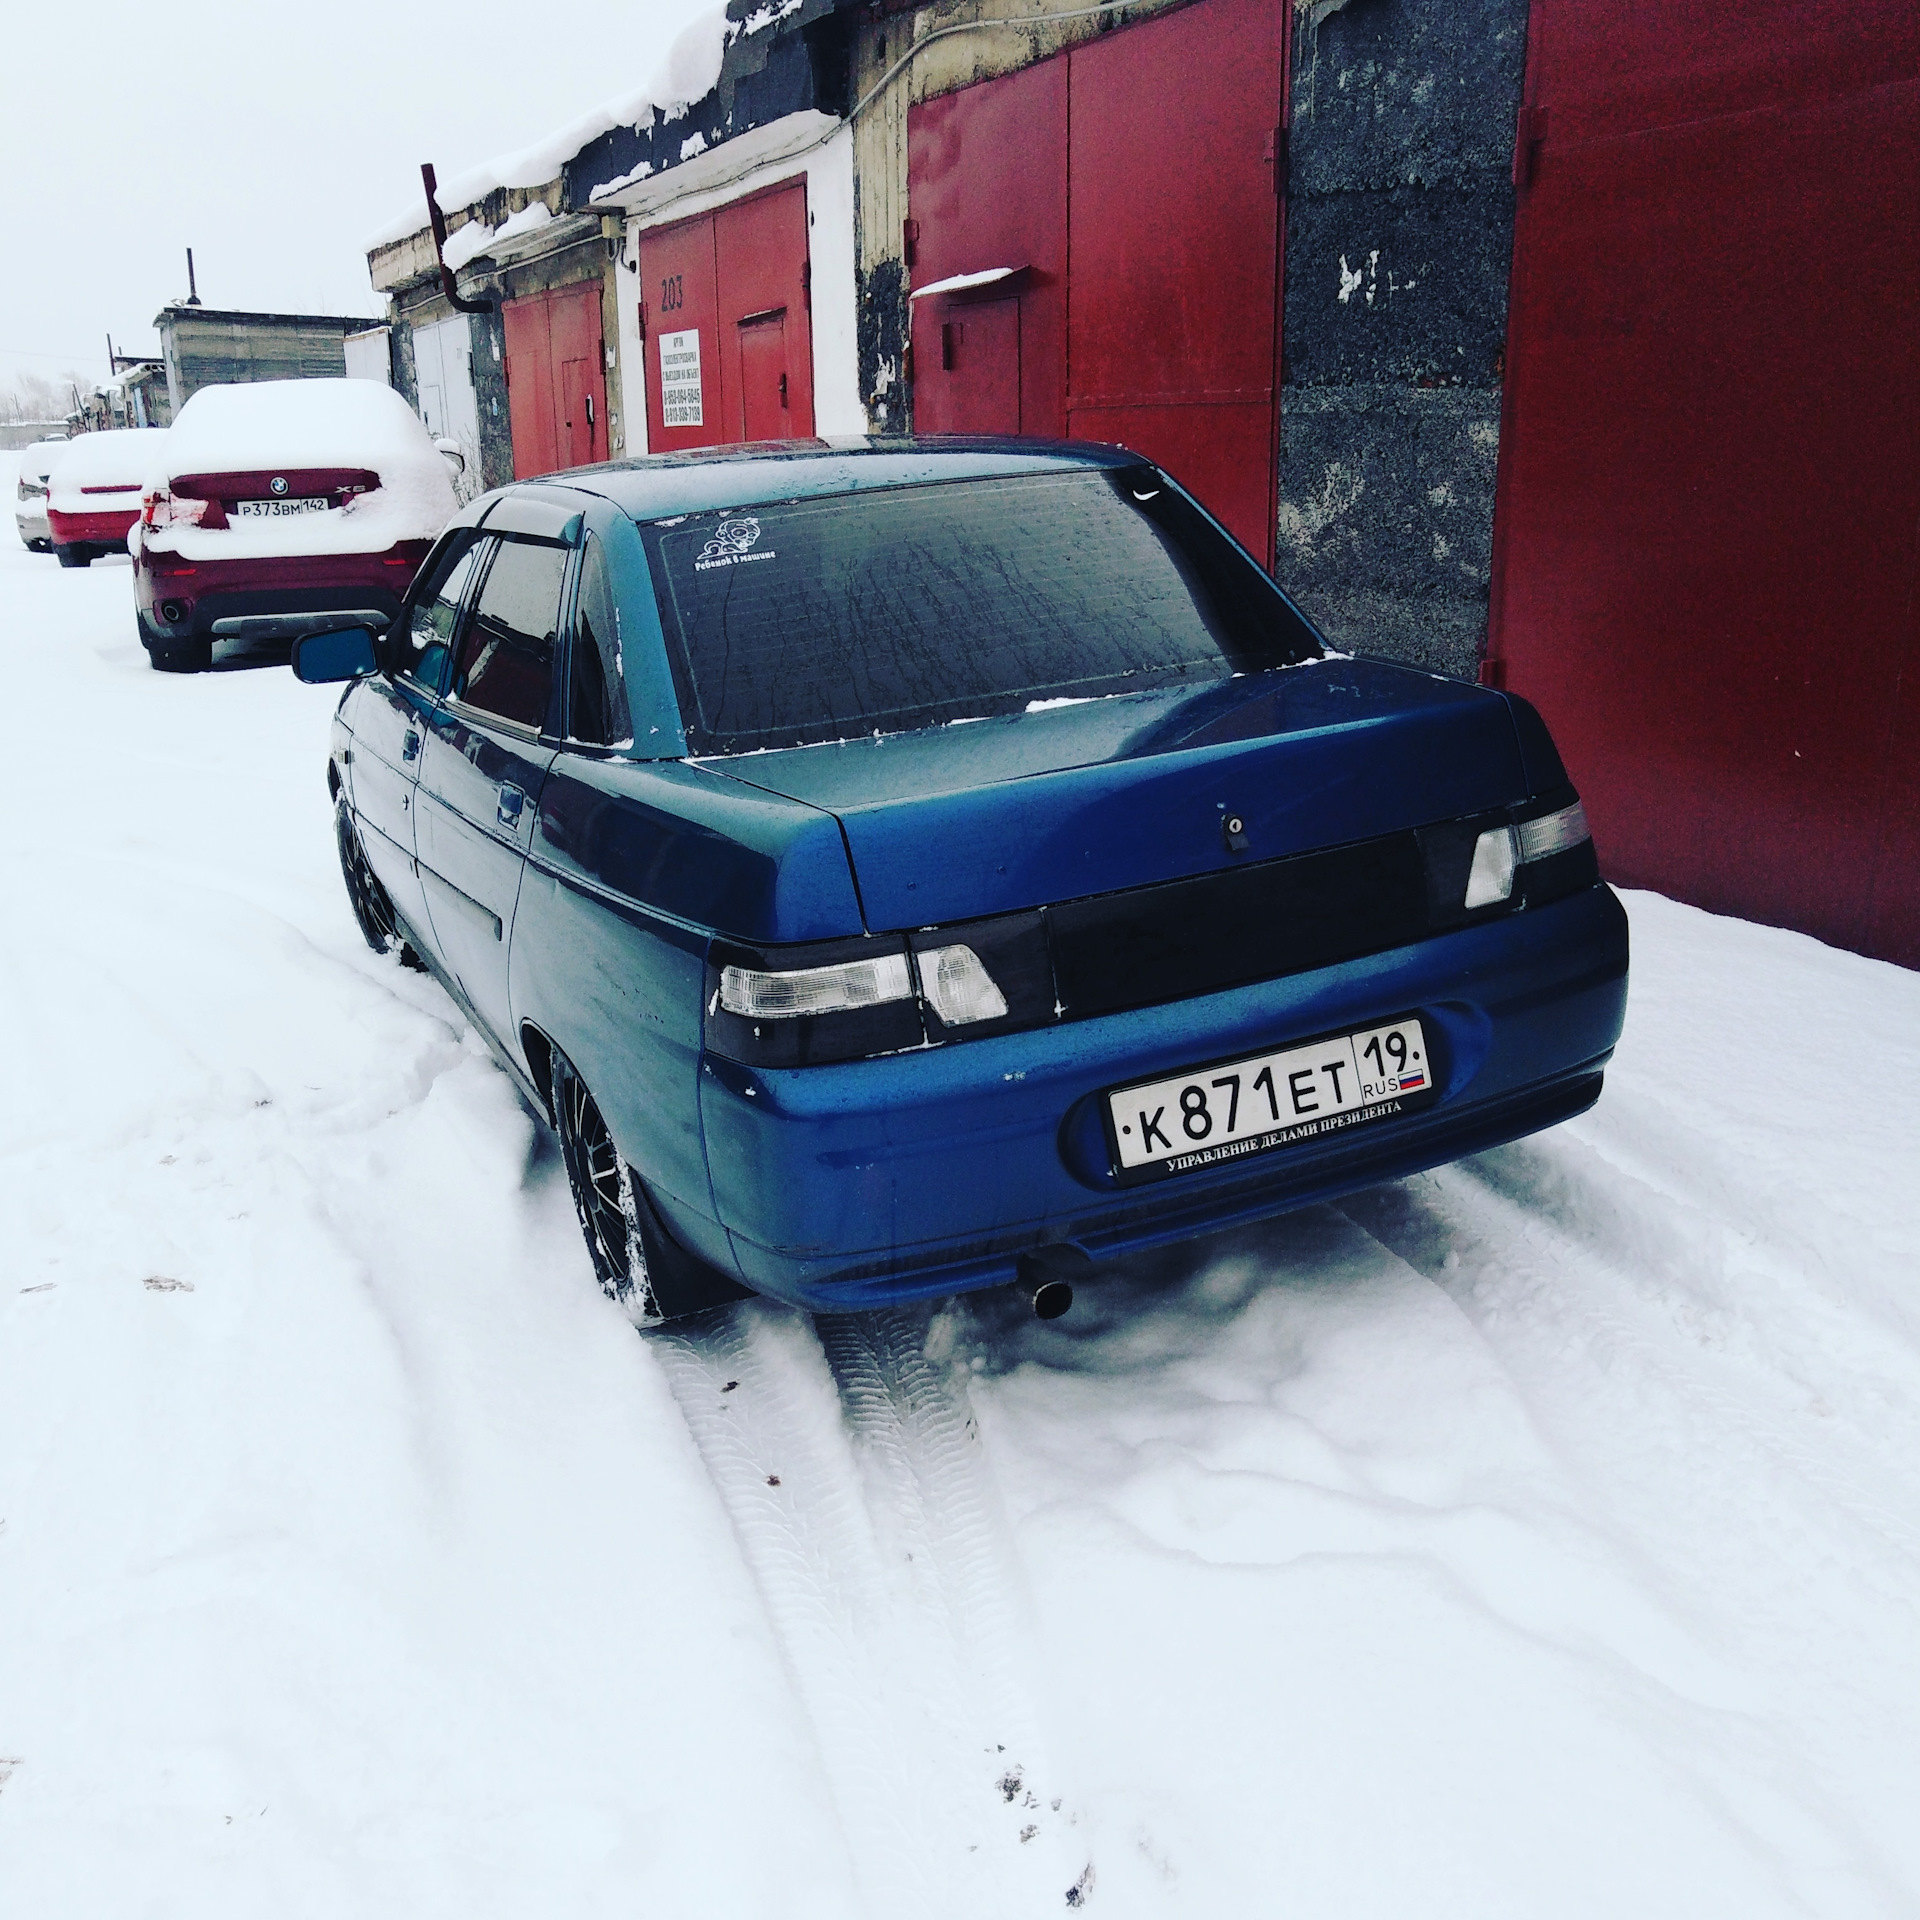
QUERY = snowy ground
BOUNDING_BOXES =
[4,472,1920,1919]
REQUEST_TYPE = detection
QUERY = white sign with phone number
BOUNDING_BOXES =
[659,328,703,428]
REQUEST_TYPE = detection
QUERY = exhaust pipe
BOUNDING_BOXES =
[159,599,187,625]
[1017,1242,1091,1320]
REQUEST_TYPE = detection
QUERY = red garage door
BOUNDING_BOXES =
[908,0,1286,564]
[502,282,608,478]
[638,179,815,453]
[1488,1,1920,962]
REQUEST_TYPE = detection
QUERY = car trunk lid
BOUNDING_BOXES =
[708,659,1528,931]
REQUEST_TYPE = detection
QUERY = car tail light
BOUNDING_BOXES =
[1517,800,1590,863]
[142,489,208,530]
[916,945,1009,1025]
[1463,799,1593,909]
[721,951,913,1019]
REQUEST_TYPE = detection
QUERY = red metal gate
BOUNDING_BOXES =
[502,282,608,479]
[910,57,1067,439]
[1488,0,1920,962]
[907,0,1285,564]
[638,180,815,453]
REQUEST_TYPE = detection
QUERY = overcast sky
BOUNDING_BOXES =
[0,0,710,400]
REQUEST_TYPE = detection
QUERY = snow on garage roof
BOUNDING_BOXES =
[363,5,737,250]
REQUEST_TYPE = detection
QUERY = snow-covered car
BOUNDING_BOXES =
[133,379,459,673]
[45,428,168,567]
[14,436,72,553]
[291,440,1631,1328]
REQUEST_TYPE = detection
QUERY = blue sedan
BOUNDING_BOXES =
[295,439,1628,1324]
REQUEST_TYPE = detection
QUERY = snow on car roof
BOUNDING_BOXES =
[164,379,444,480]
[149,380,458,557]
[46,427,170,494]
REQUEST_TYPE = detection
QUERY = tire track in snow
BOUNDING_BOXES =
[652,1300,1089,1917]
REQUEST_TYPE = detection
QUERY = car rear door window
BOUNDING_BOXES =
[451,536,570,731]
[565,534,633,748]
[399,534,484,696]
[640,469,1321,754]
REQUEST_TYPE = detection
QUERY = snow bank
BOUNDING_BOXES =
[367,6,730,249]
[151,379,456,561]
[46,427,169,512]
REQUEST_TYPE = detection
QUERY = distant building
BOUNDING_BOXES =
[365,0,851,499]
[73,361,170,433]
[153,303,381,416]
[0,421,67,452]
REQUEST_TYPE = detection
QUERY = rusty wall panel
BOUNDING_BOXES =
[502,292,558,480]
[1066,0,1284,565]
[638,184,814,451]
[1490,1,1920,959]
[907,58,1066,438]
[637,213,721,455]
[903,0,1283,560]
[547,283,607,470]
[714,181,815,441]
[504,284,607,477]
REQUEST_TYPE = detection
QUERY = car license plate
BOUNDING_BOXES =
[1106,1016,1437,1181]
[234,497,330,519]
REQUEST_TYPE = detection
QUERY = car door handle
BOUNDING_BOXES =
[497,783,526,829]
[403,728,421,763]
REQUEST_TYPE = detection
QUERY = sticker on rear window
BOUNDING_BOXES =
[694,516,776,572]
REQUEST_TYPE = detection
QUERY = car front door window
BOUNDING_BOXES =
[401,535,485,697]
[451,537,570,731]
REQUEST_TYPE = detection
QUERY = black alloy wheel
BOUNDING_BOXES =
[548,1047,749,1328]
[333,793,426,970]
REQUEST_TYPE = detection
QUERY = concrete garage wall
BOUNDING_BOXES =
[1279,0,1528,679]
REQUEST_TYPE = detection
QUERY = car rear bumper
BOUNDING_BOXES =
[47,505,137,546]
[695,881,1630,1310]
[135,541,431,637]
[15,503,49,546]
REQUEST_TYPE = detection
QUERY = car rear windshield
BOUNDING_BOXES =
[638,468,1322,754]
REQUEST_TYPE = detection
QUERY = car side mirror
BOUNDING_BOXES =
[291,626,379,683]
[433,437,466,472]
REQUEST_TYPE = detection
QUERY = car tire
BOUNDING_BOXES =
[28,539,53,555]
[54,543,90,568]
[145,633,213,673]
[334,793,427,971]
[549,1046,751,1327]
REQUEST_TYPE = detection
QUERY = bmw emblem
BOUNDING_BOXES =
[269,476,288,496]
